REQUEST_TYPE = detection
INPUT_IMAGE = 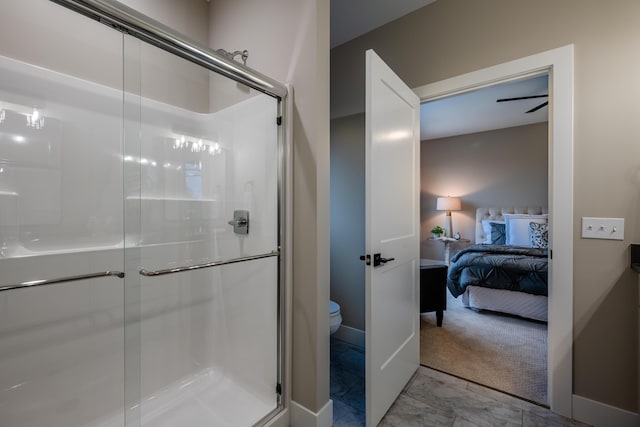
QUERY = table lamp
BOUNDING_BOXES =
[436,196,461,237]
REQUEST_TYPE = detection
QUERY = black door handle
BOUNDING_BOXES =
[361,254,395,266]
[373,253,395,267]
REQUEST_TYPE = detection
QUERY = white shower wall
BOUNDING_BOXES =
[134,45,280,425]
[0,249,125,427]
[0,30,280,427]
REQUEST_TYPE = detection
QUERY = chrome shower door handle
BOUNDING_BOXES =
[228,209,250,234]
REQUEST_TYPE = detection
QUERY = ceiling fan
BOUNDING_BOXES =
[496,94,548,113]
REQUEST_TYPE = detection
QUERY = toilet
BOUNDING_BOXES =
[329,300,342,335]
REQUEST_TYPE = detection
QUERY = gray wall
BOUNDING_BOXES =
[331,0,640,412]
[330,113,365,331]
[421,123,548,260]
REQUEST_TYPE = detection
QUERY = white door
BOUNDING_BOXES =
[365,49,420,426]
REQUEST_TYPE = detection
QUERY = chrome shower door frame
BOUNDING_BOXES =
[50,1,289,426]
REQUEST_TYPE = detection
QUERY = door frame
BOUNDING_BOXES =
[413,45,574,418]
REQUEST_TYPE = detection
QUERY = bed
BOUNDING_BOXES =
[446,207,549,321]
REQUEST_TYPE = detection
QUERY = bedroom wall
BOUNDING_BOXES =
[330,0,640,415]
[421,123,548,260]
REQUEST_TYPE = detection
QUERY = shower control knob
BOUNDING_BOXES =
[228,210,250,235]
[228,218,247,226]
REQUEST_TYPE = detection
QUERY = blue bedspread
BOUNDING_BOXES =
[447,244,548,298]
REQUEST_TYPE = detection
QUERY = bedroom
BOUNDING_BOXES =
[420,74,549,261]
[419,73,550,406]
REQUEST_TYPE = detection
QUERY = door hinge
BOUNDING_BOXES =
[276,383,282,395]
[276,116,282,126]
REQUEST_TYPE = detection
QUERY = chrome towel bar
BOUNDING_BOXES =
[0,271,125,293]
[139,250,280,277]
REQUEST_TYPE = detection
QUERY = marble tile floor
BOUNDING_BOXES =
[330,337,590,427]
[331,337,366,426]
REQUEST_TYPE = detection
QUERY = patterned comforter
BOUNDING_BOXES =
[447,244,548,298]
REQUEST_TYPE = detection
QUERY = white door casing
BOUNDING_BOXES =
[365,49,420,426]
[413,45,574,417]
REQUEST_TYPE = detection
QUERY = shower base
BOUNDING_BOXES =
[91,368,276,427]
[141,367,276,427]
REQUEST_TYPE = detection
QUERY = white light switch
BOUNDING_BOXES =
[581,217,624,240]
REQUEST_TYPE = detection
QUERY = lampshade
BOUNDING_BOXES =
[436,196,461,212]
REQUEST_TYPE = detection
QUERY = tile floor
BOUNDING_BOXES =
[330,336,589,427]
[331,337,366,426]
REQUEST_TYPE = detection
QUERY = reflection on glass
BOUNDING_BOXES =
[133,41,281,427]
[185,162,202,198]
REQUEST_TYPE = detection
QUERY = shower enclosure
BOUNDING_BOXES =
[0,1,287,426]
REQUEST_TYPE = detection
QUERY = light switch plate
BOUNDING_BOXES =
[581,217,624,240]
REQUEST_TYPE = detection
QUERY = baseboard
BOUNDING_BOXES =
[333,325,365,349]
[572,394,639,427]
[290,399,333,427]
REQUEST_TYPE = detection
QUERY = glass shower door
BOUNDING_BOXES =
[123,36,282,427]
[0,3,127,426]
[0,3,284,425]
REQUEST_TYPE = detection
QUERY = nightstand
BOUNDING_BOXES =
[420,259,448,327]
[431,237,471,265]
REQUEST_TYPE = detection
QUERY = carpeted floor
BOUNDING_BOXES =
[420,290,548,406]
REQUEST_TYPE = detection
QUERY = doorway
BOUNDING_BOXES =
[420,73,549,405]
[413,45,574,417]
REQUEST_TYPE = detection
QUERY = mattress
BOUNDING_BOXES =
[461,285,548,322]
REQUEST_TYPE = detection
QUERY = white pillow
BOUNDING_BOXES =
[481,219,505,244]
[504,214,548,247]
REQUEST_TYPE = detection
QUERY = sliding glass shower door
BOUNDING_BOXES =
[0,2,284,426]
[0,5,127,426]
[123,36,282,427]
